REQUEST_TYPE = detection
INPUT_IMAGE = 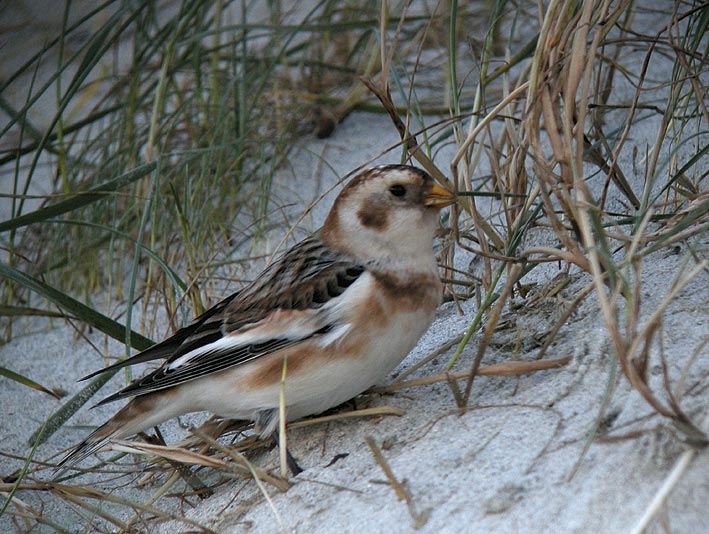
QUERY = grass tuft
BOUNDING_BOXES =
[0,0,706,531]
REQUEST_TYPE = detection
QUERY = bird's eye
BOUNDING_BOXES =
[389,184,406,198]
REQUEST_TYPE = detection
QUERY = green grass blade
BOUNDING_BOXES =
[27,370,117,447]
[44,218,188,292]
[0,262,153,350]
[0,162,157,233]
[0,305,67,318]
[0,366,61,399]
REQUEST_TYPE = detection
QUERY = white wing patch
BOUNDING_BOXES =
[167,310,323,370]
[317,323,352,347]
[167,335,250,370]
[167,270,376,371]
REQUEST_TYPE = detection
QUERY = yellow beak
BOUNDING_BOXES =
[424,182,456,208]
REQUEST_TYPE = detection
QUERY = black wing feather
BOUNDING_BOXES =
[89,235,364,403]
[95,336,298,404]
[80,292,238,381]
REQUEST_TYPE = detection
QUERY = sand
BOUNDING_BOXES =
[1,2,707,533]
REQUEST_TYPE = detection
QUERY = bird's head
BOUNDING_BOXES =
[321,164,455,263]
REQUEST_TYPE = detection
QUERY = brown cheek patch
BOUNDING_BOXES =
[357,204,388,230]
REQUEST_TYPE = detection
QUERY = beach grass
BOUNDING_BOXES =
[0,0,706,531]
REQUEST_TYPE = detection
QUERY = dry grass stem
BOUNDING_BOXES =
[289,406,406,429]
[365,437,428,528]
[629,448,698,534]
[371,356,572,394]
[1,1,706,530]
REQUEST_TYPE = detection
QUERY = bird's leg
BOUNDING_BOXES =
[255,408,303,475]
[271,431,303,476]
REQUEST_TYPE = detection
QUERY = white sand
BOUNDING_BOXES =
[1,2,707,533]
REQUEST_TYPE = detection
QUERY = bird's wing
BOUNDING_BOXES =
[95,236,365,404]
[80,293,238,381]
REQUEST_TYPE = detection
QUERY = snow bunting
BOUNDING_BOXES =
[57,164,455,472]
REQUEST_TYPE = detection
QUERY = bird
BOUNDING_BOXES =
[56,163,455,474]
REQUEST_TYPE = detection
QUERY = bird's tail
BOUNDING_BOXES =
[54,422,118,476]
[54,394,167,477]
